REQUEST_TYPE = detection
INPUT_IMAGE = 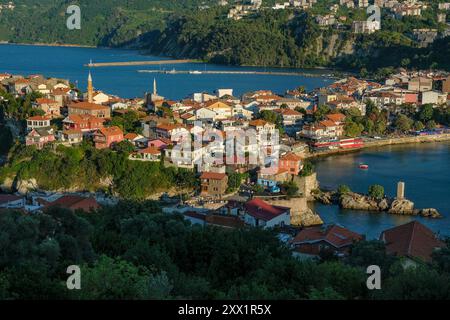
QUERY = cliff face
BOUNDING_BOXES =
[147,16,358,69]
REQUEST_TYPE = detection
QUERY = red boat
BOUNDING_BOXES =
[359,164,369,169]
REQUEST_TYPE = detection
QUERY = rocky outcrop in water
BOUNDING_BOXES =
[388,199,415,215]
[267,197,323,227]
[291,207,324,227]
[314,191,442,219]
[340,192,380,211]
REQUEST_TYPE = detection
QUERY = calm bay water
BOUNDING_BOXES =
[0,44,332,99]
[1,44,449,239]
[312,142,450,239]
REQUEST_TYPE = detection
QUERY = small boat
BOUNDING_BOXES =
[359,164,369,170]
[189,70,202,75]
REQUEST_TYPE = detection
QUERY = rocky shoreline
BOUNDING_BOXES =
[314,190,442,219]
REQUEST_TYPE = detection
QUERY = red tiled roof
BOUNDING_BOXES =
[326,113,346,122]
[98,126,123,137]
[380,221,445,262]
[52,88,71,95]
[36,98,58,105]
[0,194,23,204]
[280,152,302,161]
[292,225,363,248]
[319,120,337,128]
[124,133,139,140]
[156,123,184,131]
[200,172,227,181]
[184,211,206,221]
[63,129,83,135]
[280,108,302,116]
[249,119,268,127]
[69,102,109,111]
[14,78,30,84]
[27,115,51,121]
[46,195,100,212]
[244,198,288,221]
[205,100,232,108]
[205,215,245,228]
[139,147,160,155]
[181,113,195,120]
[64,114,105,125]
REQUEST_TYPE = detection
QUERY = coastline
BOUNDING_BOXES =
[304,133,450,159]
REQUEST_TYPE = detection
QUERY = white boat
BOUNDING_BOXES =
[189,71,202,75]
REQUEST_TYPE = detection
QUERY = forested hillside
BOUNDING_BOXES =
[146,6,450,72]
[1,202,450,299]
[0,0,218,47]
[0,0,449,71]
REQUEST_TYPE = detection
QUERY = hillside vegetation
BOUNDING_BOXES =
[0,1,449,71]
[1,202,450,299]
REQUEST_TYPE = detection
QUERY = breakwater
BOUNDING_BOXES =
[86,59,197,67]
[138,69,335,78]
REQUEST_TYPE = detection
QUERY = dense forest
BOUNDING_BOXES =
[1,201,450,299]
[0,0,448,71]
[0,0,218,47]
[147,6,450,72]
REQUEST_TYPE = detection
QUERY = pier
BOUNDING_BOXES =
[85,59,197,68]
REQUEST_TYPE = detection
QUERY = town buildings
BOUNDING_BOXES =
[26,116,51,131]
[68,102,111,119]
[291,224,364,257]
[63,114,105,134]
[25,128,55,149]
[244,198,291,229]
[93,126,124,149]
[200,172,229,198]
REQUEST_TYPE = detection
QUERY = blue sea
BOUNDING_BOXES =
[0,44,332,100]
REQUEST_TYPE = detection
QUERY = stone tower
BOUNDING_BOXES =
[397,181,405,199]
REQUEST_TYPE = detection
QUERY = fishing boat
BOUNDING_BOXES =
[359,164,369,170]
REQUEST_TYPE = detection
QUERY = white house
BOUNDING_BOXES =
[129,147,161,162]
[421,91,447,105]
[92,92,110,104]
[195,107,217,122]
[244,198,290,229]
[26,115,51,131]
[111,101,128,111]
[216,88,234,98]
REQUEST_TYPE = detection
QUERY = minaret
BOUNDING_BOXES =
[87,70,93,103]
[153,78,157,96]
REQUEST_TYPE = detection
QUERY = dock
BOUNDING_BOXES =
[85,59,197,68]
